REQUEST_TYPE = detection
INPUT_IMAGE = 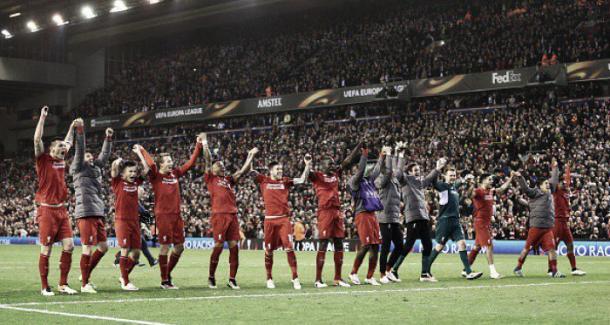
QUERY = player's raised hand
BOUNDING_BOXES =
[197,132,208,145]
[436,157,448,170]
[74,118,84,128]
[40,106,49,117]
[465,174,475,183]
[249,147,259,156]
[304,154,312,166]
[106,128,114,137]
[381,145,392,156]
[132,144,142,154]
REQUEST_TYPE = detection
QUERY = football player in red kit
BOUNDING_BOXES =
[111,157,145,291]
[134,136,203,289]
[465,173,513,279]
[308,141,362,288]
[34,106,79,296]
[201,132,259,289]
[552,163,586,276]
[252,156,312,290]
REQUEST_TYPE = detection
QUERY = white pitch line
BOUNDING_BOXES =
[0,305,172,325]
[5,280,610,307]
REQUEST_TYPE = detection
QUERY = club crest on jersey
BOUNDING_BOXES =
[266,183,285,190]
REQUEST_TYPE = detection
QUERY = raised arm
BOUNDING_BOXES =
[549,159,559,193]
[367,150,385,182]
[200,133,212,174]
[70,121,85,175]
[133,145,151,176]
[495,174,514,194]
[177,137,203,176]
[514,172,538,198]
[111,158,122,178]
[293,155,312,185]
[375,148,393,189]
[233,147,259,182]
[422,157,446,187]
[94,128,113,167]
[33,106,48,158]
[339,140,363,171]
[63,119,76,153]
[348,149,368,191]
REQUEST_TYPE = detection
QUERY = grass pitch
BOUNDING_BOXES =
[1,245,609,324]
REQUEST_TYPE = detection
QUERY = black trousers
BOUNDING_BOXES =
[379,222,403,274]
[403,219,433,256]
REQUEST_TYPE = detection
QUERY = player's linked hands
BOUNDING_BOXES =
[106,128,114,137]
[132,144,142,154]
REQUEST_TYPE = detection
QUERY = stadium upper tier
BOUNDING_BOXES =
[72,0,609,119]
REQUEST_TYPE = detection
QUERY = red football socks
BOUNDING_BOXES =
[39,254,50,289]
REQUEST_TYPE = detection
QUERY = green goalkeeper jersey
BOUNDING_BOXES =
[433,180,464,219]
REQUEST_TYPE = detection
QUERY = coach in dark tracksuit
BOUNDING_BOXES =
[513,162,565,277]
[390,155,445,281]
[375,147,403,283]
[71,126,113,291]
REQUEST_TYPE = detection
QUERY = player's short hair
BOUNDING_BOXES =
[445,166,456,174]
[406,163,418,173]
[479,173,492,183]
[47,137,64,149]
[120,160,138,172]
[268,161,280,170]
[155,153,171,165]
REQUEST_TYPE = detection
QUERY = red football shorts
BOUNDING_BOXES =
[37,206,73,246]
[264,217,293,251]
[115,219,142,249]
[156,214,185,245]
[211,213,241,242]
[474,222,493,247]
[553,221,574,244]
[317,209,345,239]
[524,227,555,252]
[77,217,107,246]
[355,212,381,245]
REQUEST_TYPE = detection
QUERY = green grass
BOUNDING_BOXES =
[1,245,609,324]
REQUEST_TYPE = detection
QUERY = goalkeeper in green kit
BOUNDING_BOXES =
[427,166,483,280]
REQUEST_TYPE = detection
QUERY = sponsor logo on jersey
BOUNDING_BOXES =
[266,183,286,190]
[216,178,232,189]
[323,176,337,183]
[123,184,138,192]
[162,177,178,185]
[52,161,65,169]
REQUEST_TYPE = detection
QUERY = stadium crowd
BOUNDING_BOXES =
[73,0,609,118]
[2,91,609,243]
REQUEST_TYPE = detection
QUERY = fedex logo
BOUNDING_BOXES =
[492,71,521,84]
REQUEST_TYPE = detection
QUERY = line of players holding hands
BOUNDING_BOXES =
[32,107,586,296]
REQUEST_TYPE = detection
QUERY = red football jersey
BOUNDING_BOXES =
[112,176,143,221]
[473,188,494,224]
[35,153,68,205]
[553,188,570,221]
[309,170,342,210]
[148,166,187,215]
[204,173,237,214]
[255,174,293,217]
